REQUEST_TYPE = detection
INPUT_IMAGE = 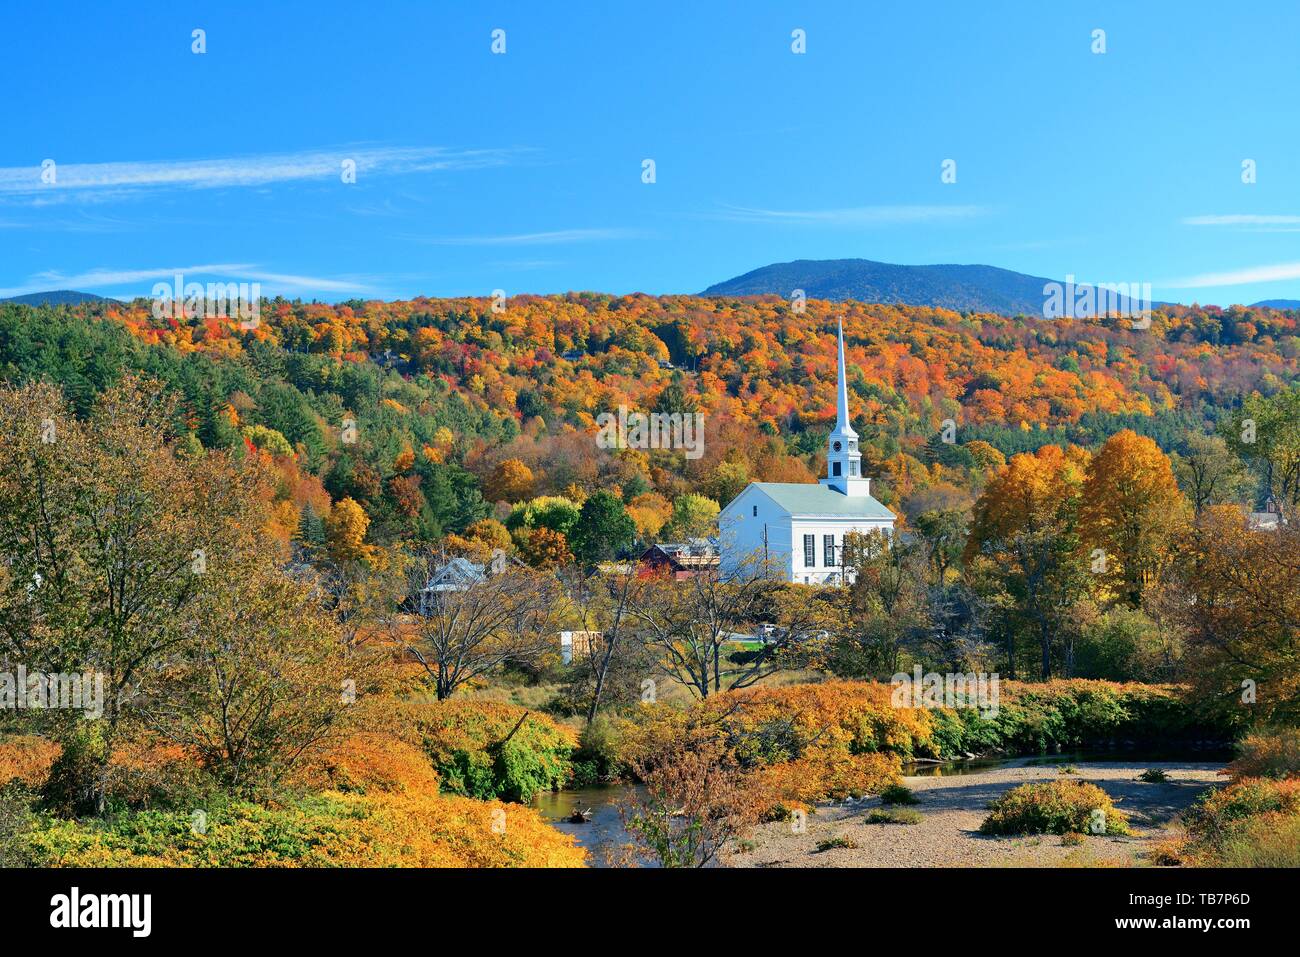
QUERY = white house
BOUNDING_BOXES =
[719,320,896,584]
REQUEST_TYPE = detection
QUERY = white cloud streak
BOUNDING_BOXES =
[414,227,644,246]
[0,263,368,299]
[711,203,988,225]
[1162,261,1300,289]
[0,147,515,202]
[1182,214,1300,226]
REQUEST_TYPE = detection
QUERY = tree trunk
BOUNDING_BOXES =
[1039,617,1052,680]
[587,636,616,723]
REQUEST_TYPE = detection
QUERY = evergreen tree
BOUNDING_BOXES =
[570,490,637,566]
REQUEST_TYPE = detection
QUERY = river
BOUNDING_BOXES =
[531,785,651,867]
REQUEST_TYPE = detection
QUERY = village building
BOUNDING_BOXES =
[719,320,896,584]
[637,538,720,579]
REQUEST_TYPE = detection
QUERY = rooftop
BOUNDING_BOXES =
[750,482,895,519]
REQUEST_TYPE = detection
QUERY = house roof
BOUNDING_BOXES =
[748,482,896,520]
[642,539,721,568]
[653,538,718,557]
[422,557,486,590]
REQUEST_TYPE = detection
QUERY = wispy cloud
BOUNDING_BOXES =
[0,263,368,299]
[0,212,142,233]
[1182,214,1300,226]
[488,259,565,271]
[1162,261,1300,289]
[0,146,516,204]
[709,203,988,226]
[413,227,645,246]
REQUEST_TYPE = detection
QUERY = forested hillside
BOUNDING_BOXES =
[1,293,1295,554]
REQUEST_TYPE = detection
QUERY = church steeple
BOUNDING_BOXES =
[821,319,871,497]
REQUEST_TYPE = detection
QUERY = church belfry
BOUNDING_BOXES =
[821,319,871,497]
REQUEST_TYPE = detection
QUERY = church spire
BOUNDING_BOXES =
[821,318,869,496]
[835,318,855,437]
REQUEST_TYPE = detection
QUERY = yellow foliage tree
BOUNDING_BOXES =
[1079,430,1187,607]
[326,497,374,563]
[484,458,534,503]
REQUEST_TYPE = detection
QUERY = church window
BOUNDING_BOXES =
[752,505,758,516]
[832,462,842,477]
[823,534,835,566]
[803,535,815,567]
[849,460,859,476]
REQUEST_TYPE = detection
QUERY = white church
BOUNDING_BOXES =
[719,320,896,584]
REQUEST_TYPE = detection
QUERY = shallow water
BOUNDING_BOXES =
[531,785,650,867]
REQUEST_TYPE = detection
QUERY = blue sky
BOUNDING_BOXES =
[3,0,1299,305]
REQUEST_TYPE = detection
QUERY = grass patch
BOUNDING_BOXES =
[865,808,921,825]
[980,780,1130,835]
[880,783,920,806]
[1057,765,1078,775]
[815,836,859,852]
[1213,813,1300,867]
[1176,777,1300,865]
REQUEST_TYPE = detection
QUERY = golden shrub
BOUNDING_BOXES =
[0,735,60,787]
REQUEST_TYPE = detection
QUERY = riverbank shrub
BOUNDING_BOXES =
[624,679,1229,768]
[865,808,921,825]
[18,789,585,867]
[15,724,585,868]
[1168,776,1300,867]
[1156,726,1300,867]
[842,679,1228,758]
[1227,726,1300,780]
[880,784,920,805]
[403,701,577,803]
[570,715,622,788]
[979,780,1130,835]
[1211,813,1300,866]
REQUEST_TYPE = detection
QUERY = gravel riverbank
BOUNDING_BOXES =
[727,759,1225,868]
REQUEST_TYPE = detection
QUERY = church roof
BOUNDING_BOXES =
[749,483,895,519]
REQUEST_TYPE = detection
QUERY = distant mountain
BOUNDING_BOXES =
[1253,299,1300,309]
[703,258,1158,316]
[0,290,113,306]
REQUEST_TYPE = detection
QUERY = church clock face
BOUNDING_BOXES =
[832,440,842,452]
